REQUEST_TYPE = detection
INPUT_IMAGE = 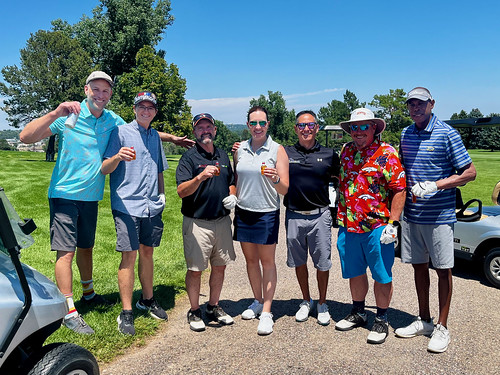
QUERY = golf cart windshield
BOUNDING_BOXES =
[0,188,34,255]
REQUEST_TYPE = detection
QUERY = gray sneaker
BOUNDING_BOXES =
[206,305,234,325]
[63,314,95,334]
[117,310,135,335]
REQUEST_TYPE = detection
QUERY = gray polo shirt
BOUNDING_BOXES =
[104,120,168,218]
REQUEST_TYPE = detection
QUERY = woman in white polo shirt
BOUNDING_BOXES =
[233,105,289,335]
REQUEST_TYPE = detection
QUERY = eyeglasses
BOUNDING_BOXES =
[349,123,372,131]
[249,121,268,127]
[296,122,317,130]
[137,105,156,112]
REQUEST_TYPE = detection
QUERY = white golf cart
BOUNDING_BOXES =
[0,187,99,374]
[447,116,500,289]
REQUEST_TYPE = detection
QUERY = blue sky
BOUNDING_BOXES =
[1,0,499,130]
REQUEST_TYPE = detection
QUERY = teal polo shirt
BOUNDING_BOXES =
[48,99,126,201]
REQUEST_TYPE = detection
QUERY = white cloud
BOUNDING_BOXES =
[188,88,343,124]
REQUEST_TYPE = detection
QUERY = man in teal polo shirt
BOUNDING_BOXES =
[20,71,194,334]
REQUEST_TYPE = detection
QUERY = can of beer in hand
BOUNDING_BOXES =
[64,112,78,129]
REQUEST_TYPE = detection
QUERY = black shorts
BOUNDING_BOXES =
[49,198,98,251]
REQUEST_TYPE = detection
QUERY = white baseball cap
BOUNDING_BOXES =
[406,87,433,103]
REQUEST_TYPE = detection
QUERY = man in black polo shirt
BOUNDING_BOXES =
[176,113,237,332]
[285,110,340,326]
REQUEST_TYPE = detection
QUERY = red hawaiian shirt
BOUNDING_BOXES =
[337,139,406,233]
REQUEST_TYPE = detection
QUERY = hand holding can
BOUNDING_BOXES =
[64,112,79,129]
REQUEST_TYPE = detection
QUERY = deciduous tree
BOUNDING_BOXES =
[0,30,92,127]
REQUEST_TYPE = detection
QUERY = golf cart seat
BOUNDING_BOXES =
[456,188,483,222]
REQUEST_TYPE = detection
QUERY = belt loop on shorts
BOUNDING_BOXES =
[288,206,329,216]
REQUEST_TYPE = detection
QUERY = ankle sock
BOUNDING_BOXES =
[64,293,78,319]
[376,307,388,321]
[81,279,96,300]
[353,300,365,314]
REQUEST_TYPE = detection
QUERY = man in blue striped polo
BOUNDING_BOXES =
[397,87,476,353]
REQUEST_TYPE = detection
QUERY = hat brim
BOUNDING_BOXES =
[339,118,386,135]
[135,98,157,108]
[405,94,432,103]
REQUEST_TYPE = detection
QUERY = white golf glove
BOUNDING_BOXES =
[411,181,438,198]
[159,193,166,206]
[380,223,398,244]
[222,195,237,210]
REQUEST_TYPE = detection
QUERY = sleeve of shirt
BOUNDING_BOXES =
[176,154,194,185]
[49,117,66,135]
[103,127,121,160]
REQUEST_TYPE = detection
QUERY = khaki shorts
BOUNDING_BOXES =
[182,215,236,271]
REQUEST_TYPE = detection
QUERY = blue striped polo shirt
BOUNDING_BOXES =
[400,114,472,224]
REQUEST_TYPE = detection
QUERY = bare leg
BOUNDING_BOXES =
[436,268,452,326]
[349,274,369,302]
[241,242,264,303]
[55,250,75,294]
[258,244,277,313]
[118,251,137,310]
[185,270,202,310]
[317,269,329,305]
[76,247,93,281]
[374,281,393,309]
[208,265,226,306]
[413,263,431,320]
[295,264,310,301]
[138,245,154,300]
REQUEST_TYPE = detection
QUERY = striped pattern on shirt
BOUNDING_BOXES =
[400,114,472,224]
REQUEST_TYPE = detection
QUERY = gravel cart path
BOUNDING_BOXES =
[102,212,500,375]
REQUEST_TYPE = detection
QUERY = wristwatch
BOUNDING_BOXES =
[273,176,280,184]
[388,219,400,227]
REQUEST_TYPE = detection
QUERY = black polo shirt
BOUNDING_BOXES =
[176,143,235,219]
[284,141,340,211]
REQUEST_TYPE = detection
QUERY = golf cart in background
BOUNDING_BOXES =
[0,187,99,374]
[446,116,500,289]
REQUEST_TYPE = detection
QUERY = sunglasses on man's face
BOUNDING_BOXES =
[296,122,317,130]
[350,123,372,132]
[249,121,268,127]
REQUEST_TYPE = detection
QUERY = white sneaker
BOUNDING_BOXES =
[257,312,274,335]
[241,299,263,320]
[295,299,313,322]
[428,324,450,353]
[316,302,331,326]
[395,316,434,338]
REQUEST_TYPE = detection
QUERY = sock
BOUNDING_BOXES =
[422,317,432,323]
[352,300,365,314]
[64,293,78,319]
[376,307,388,321]
[207,303,217,311]
[81,279,96,300]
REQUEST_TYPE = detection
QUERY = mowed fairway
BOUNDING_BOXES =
[1,148,498,363]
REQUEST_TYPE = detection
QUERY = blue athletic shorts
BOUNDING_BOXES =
[336,226,394,284]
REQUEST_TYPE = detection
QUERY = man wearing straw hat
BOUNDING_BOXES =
[334,108,406,345]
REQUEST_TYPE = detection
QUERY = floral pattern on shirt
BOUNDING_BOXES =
[337,139,406,233]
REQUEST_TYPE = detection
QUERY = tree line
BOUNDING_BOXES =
[1,0,498,154]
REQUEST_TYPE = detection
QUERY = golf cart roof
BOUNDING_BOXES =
[444,116,500,128]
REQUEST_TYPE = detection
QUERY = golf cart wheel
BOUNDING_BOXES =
[26,342,99,375]
[484,247,500,289]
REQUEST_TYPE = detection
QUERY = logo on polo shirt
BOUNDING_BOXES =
[426,146,435,152]
[317,158,323,162]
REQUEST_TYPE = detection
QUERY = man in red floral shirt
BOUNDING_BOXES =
[334,108,406,345]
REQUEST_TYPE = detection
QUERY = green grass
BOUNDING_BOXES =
[1,149,498,362]
[0,150,186,363]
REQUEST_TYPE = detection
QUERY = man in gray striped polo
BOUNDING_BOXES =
[397,87,476,353]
